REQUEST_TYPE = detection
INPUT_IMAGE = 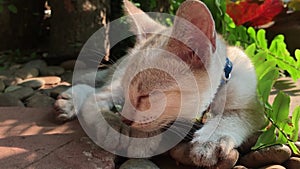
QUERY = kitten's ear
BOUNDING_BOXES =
[167,0,216,68]
[123,0,164,41]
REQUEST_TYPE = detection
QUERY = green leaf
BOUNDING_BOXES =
[276,41,289,58]
[247,27,256,41]
[201,0,226,33]
[258,80,273,103]
[257,29,268,49]
[265,102,273,110]
[0,5,3,13]
[295,49,300,68]
[291,106,300,141]
[269,34,285,53]
[252,125,276,150]
[256,60,276,80]
[245,43,256,57]
[272,91,290,123]
[258,69,278,103]
[252,50,267,67]
[289,142,300,155]
[224,14,236,28]
[235,26,248,43]
[8,4,17,14]
[227,34,236,45]
[277,130,288,144]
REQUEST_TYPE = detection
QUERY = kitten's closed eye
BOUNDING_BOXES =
[136,94,151,111]
[135,90,164,111]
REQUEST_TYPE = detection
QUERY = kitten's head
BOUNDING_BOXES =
[120,0,226,132]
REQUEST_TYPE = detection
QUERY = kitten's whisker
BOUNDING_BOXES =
[159,119,192,139]
[156,117,201,141]
[161,125,188,139]
[161,117,194,127]
[167,123,191,131]
[107,59,116,65]
[88,58,102,63]
[85,48,106,56]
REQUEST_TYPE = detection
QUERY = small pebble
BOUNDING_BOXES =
[120,159,160,169]
[5,86,34,100]
[239,144,291,168]
[283,157,300,169]
[19,79,45,89]
[259,165,286,169]
[9,64,22,71]
[153,154,198,169]
[233,165,248,169]
[24,59,47,71]
[0,94,24,107]
[60,71,73,83]
[214,149,239,169]
[4,85,22,93]
[3,77,22,86]
[238,132,261,155]
[15,67,39,79]
[40,66,64,76]
[25,92,56,108]
[48,85,70,98]
[60,60,86,70]
[0,70,12,78]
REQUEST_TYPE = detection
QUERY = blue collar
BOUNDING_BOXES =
[222,57,233,84]
[195,57,233,124]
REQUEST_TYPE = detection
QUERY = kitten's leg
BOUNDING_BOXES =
[190,110,264,167]
[78,80,128,151]
[54,68,117,121]
[54,84,95,121]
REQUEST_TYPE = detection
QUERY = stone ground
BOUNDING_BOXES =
[0,59,300,169]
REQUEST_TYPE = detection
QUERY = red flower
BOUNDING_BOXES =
[226,0,284,26]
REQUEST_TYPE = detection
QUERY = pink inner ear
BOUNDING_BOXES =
[175,0,216,50]
[166,0,216,69]
[166,37,211,69]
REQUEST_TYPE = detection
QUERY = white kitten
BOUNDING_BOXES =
[54,0,265,167]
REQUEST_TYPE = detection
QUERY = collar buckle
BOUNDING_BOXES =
[222,57,233,83]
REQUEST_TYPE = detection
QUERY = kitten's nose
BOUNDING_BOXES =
[121,117,133,126]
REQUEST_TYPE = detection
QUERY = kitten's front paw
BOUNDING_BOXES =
[190,136,235,167]
[54,84,93,122]
[54,92,76,121]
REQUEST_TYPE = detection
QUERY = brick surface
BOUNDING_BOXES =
[0,107,115,169]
